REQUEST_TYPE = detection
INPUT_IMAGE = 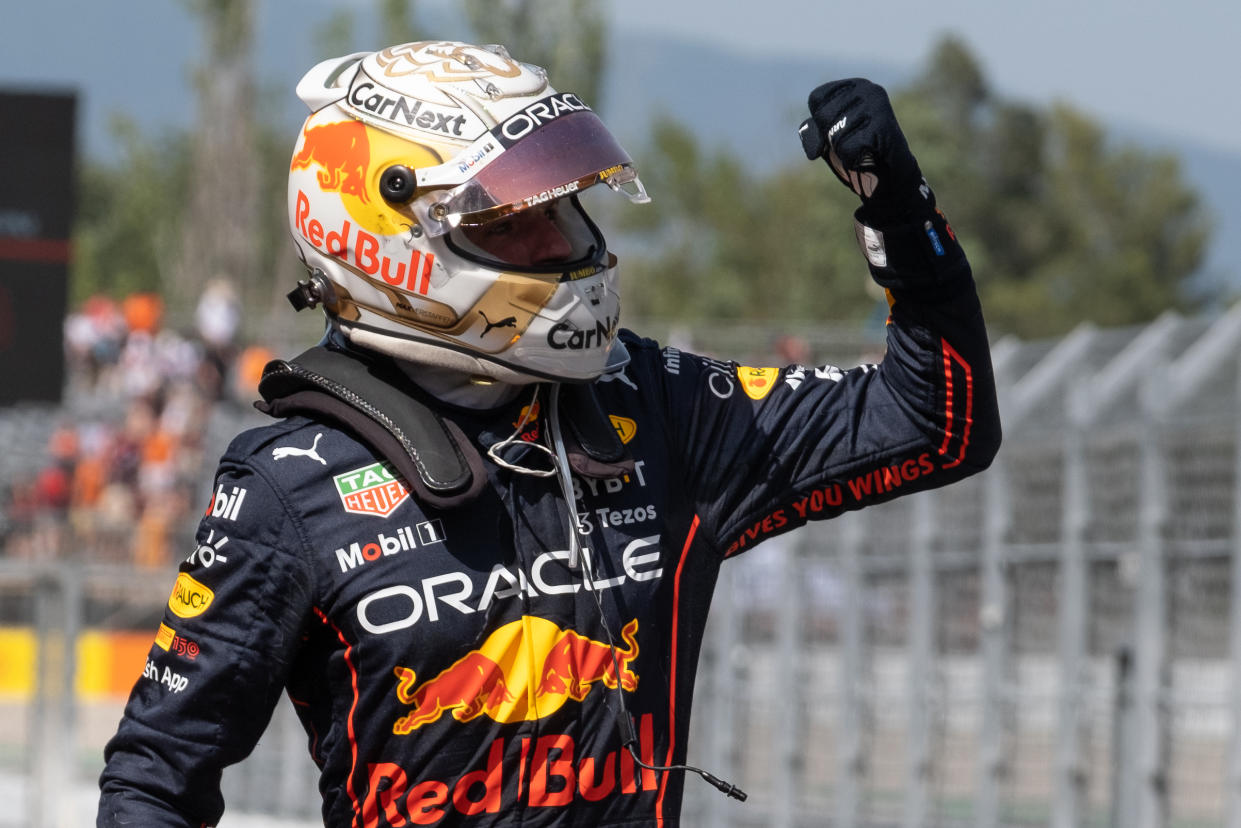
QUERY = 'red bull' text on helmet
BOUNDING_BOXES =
[286,41,649,384]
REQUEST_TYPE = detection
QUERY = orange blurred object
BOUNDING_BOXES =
[122,293,164,334]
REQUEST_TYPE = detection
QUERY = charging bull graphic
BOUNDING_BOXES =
[392,616,639,734]
[290,120,371,203]
[536,620,640,701]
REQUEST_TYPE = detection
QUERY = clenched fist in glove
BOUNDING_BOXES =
[800,78,967,295]
[799,79,930,213]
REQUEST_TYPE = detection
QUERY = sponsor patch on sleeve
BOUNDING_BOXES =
[168,572,214,619]
[154,622,176,652]
[334,462,411,518]
[609,415,637,444]
[737,366,780,400]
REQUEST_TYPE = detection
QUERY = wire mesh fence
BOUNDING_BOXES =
[4,307,1241,826]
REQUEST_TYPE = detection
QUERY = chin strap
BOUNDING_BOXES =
[255,345,632,509]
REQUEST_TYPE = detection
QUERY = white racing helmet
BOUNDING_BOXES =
[286,41,649,383]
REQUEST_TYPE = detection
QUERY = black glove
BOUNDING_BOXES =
[799,79,929,212]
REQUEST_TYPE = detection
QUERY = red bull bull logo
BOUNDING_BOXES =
[290,120,371,203]
[391,616,639,734]
[513,399,540,442]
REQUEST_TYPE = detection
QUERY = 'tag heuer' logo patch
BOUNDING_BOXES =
[737,366,780,400]
[334,462,411,518]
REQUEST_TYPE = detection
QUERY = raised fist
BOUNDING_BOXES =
[799,78,927,208]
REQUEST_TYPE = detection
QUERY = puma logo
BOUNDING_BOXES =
[598,370,638,391]
[272,433,327,465]
[479,310,517,336]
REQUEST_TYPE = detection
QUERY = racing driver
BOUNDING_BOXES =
[98,40,1001,827]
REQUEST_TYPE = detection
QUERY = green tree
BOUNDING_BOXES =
[171,0,262,320]
[894,36,1211,337]
[71,119,190,305]
[614,117,866,324]
[313,9,356,59]
[379,0,419,47]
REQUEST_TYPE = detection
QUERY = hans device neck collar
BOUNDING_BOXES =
[255,344,632,509]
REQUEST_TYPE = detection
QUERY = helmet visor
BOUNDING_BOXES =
[446,195,605,274]
[411,106,648,236]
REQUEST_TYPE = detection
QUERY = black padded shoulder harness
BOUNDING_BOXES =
[255,345,632,509]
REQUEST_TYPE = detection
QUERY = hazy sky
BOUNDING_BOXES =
[2,0,1237,159]
[608,0,1240,156]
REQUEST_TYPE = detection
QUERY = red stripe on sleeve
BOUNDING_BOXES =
[655,514,700,825]
[938,338,974,468]
[314,606,364,828]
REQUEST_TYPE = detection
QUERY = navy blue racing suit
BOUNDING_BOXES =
[98,204,1000,827]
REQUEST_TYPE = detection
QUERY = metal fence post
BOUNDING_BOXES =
[976,453,1011,828]
[29,564,81,828]
[1054,384,1092,828]
[27,572,51,828]
[903,491,936,828]
[772,536,804,828]
[1128,374,1170,828]
[1227,353,1241,828]
[703,557,742,827]
[1111,647,1134,828]
[835,510,866,828]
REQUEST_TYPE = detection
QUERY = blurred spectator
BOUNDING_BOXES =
[64,295,127,391]
[196,278,241,349]
[121,292,163,336]
[196,278,241,399]
[20,424,79,559]
[70,422,112,530]
[774,334,812,365]
[232,343,276,405]
[3,288,276,566]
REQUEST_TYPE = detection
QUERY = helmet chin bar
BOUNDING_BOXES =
[348,326,541,385]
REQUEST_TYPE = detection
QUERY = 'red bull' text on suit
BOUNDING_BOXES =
[98,198,1000,826]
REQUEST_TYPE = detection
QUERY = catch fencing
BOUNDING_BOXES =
[4,307,1241,826]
